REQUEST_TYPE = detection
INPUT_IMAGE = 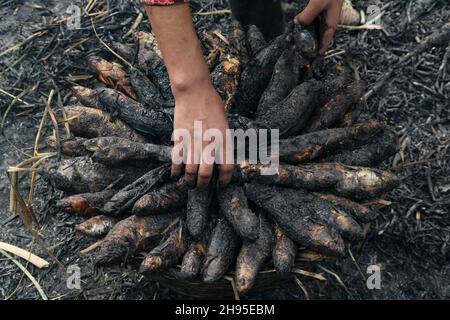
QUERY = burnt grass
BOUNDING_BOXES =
[0,0,449,299]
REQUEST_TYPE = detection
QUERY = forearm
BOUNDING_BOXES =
[143,3,211,96]
[142,1,233,186]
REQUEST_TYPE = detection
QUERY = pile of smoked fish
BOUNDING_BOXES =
[40,19,399,295]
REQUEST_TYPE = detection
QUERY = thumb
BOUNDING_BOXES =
[294,0,326,26]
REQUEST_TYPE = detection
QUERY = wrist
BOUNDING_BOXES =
[171,70,212,98]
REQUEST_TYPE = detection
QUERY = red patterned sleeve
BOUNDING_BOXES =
[141,0,189,5]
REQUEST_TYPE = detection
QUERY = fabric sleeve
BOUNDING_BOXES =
[141,0,189,6]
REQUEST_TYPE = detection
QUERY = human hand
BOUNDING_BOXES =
[171,78,233,188]
[294,0,344,55]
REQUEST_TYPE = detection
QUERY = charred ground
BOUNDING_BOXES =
[0,0,449,299]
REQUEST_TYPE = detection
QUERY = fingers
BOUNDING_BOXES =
[218,127,233,186]
[197,130,217,188]
[178,136,215,188]
[294,0,326,26]
[319,4,341,55]
[218,163,234,186]
[319,26,337,55]
[294,0,343,55]
[185,163,199,188]
[170,143,183,178]
[172,100,233,188]
[186,141,232,188]
[197,163,214,188]
[171,163,183,179]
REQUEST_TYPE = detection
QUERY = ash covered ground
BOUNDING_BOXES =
[0,0,449,300]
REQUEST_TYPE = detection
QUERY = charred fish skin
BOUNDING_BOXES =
[320,130,398,167]
[102,164,171,216]
[233,34,287,116]
[62,105,147,143]
[97,88,172,143]
[186,186,213,239]
[208,20,246,111]
[136,32,174,104]
[318,62,350,106]
[235,215,273,294]
[337,108,360,128]
[315,193,378,223]
[239,162,400,200]
[202,219,240,284]
[227,114,259,131]
[257,48,300,116]
[134,31,161,58]
[305,80,366,133]
[179,242,207,279]
[332,164,400,200]
[246,25,267,57]
[228,19,249,65]
[39,157,147,194]
[83,136,134,153]
[111,41,136,62]
[211,56,241,112]
[279,120,387,164]
[87,56,137,100]
[129,67,164,110]
[139,222,189,273]
[272,224,297,274]
[47,135,90,157]
[181,218,214,278]
[55,189,116,217]
[132,178,190,216]
[256,79,324,137]
[142,53,172,104]
[89,139,172,167]
[244,183,345,256]
[92,212,181,266]
[84,137,171,164]
[217,184,259,242]
[209,21,248,112]
[292,24,318,59]
[75,215,117,238]
[72,86,103,110]
[329,207,364,241]
[56,195,99,217]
